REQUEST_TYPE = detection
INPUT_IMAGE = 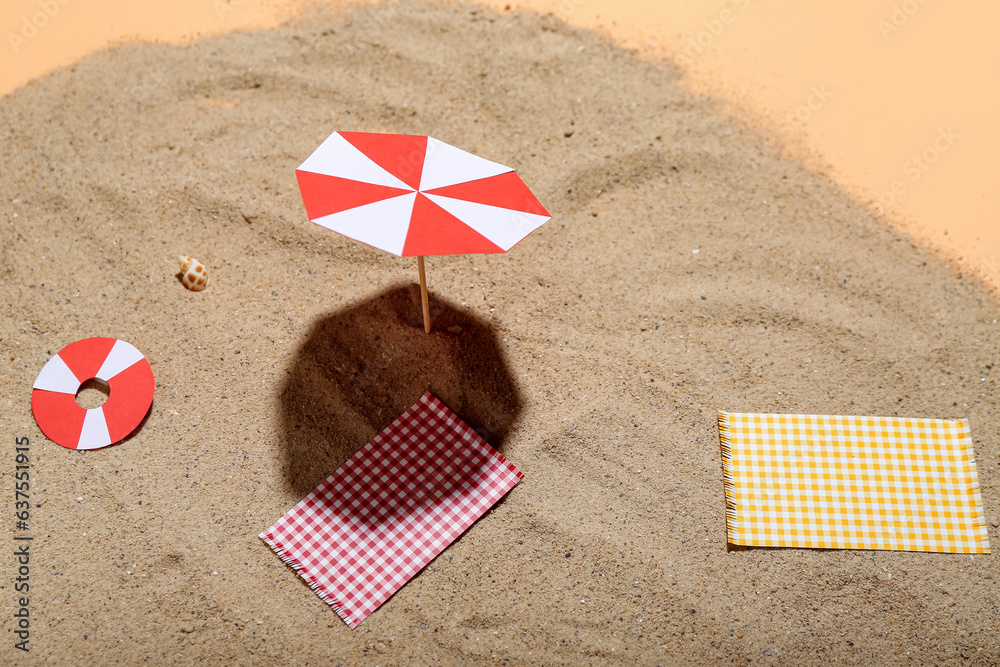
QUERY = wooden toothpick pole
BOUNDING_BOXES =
[417,256,431,333]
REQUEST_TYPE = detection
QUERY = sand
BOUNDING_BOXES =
[482,0,1000,294]
[4,0,998,293]
[1,1,999,663]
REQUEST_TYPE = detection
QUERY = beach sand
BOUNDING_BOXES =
[4,0,998,293]
[1,1,998,663]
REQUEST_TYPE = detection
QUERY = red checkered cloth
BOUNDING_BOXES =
[260,391,523,628]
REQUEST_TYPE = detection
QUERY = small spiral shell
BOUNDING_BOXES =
[178,256,209,291]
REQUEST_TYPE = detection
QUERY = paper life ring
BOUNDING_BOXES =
[31,337,155,450]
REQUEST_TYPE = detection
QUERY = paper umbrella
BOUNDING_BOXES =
[295,131,550,331]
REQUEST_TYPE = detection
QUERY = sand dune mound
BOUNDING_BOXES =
[1,2,997,664]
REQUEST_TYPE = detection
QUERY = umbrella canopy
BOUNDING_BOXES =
[295,131,550,257]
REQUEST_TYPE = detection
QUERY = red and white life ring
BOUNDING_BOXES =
[31,337,155,450]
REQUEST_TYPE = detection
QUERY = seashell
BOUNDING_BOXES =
[178,255,209,291]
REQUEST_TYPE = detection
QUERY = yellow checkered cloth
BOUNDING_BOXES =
[720,412,990,553]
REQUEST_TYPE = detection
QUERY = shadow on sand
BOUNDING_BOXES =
[278,283,523,496]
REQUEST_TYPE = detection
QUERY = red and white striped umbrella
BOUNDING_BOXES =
[295,131,550,331]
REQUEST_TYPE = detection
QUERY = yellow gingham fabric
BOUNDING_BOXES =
[719,412,990,553]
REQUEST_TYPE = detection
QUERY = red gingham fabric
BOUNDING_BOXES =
[260,391,523,628]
